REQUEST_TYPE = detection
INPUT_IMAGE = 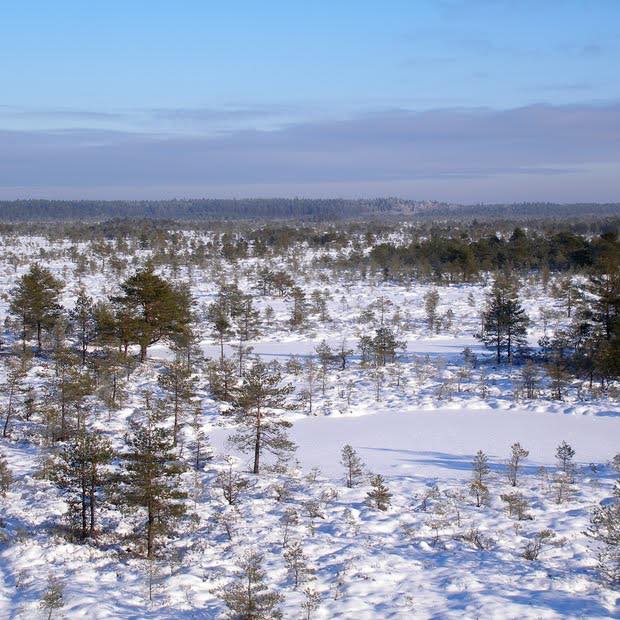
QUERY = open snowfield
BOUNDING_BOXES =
[0,233,618,619]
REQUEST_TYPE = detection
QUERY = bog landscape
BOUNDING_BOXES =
[1,2,619,618]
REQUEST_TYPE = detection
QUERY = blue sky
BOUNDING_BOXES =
[1,1,619,201]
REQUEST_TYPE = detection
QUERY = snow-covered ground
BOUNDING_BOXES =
[0,232,618,618]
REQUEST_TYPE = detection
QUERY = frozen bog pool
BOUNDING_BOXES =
[212,406,620,480]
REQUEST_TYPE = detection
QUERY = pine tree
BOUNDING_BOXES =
[112,266,193,362]
[69,288,96,365]
[228,359,296,475]
[0,452,13,496]
[2,358,27,438]
[53,429,112,540]
[586,480,620,585]
[556,441,576,481]
[207,357,238,402]
[480,273,529,363]
[207,299,234,364]
[366,474,392,510]
[216,463,249,506]
[232,296,261,376]
[9,263,64,352]
[315,340,334,395]
[507,442,529,487]
[340,444,365,488]
[218,552,284,619]
[424,289,440,332]
[289,286,308,328]
[122,410,187,557]
[470,450,490,507]
[284,541,314,589]
[157,361,197,446]
[40,575,64,620]
[48,349,94,441]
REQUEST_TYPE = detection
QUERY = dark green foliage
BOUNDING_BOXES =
[121,411,187,557]
[480,273,528,363]
[359,327,405,367]
[228,359,295,475]
[0,453,13,496]
[218,552,284,619]
[53,429,112,540]
[112,266,193,362]
[9,263,63,351]
[366,474,392,511]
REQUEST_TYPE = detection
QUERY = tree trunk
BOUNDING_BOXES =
[147,504,154,558]
[89,467,96,537]
[81,470,88,540]
[253,424,261,475]
[140,343,147,363]
[37,321,42,351]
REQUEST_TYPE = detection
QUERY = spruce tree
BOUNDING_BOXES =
[228,359,295,475]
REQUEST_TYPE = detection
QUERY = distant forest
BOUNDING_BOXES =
[0,198,619,222]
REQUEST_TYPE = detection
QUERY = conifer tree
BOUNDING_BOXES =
[40,575,65,620]
[284,541,314,589]
[470,450,490,507]
[112,266,192,362]
[587,480,620,585]
[424,289,440,333]
[9,263,64,352]
[229,359,295,475]
[218,552,284,619]
[69,288,96,365]
[157,361,196,446]
[2,359,27,438]
[207,299,234,364]
[507,442,529,487]
[315,340,334,395]
[480,273,529,363]
[340,444,365,488]
[0,452,13,496]
[122,408,187,557]
[556,440,576,481]
[366,474,392,510]
[53,429,112,540]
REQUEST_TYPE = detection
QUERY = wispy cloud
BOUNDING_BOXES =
[0,103,618,201]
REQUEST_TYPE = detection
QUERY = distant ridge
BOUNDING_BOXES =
[0,198,618,222]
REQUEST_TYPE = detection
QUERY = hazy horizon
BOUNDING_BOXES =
[2,2,619,202]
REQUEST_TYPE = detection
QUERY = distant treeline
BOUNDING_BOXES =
[0,198,619,222]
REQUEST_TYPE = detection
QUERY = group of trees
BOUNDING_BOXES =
[7,263,193,363]
[0,218,618,615]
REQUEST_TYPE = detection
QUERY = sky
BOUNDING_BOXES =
[1,0,619,202]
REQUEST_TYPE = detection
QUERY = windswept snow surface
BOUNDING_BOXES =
[0,238,618,618]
